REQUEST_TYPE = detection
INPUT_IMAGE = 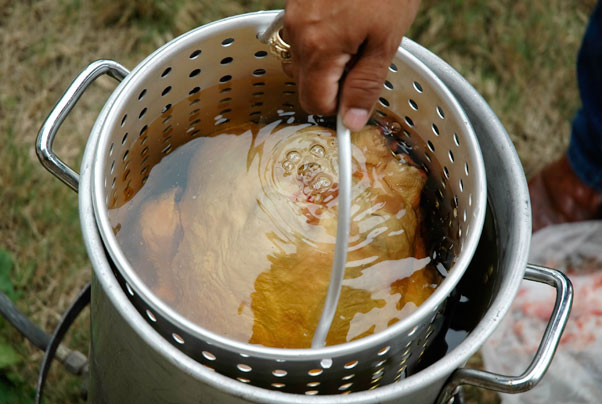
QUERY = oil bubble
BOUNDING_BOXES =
[312,174,332,190]
[282,160,295,172]
[310,144,325,158]
[286,150,301,164]
[390,121,401,134]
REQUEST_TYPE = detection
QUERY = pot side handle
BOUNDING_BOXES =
[36,60,129,193]
[436,264,573,404]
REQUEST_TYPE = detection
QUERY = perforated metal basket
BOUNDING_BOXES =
[38,11,486,398]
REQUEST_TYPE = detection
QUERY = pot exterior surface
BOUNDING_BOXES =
[81,22,529,404]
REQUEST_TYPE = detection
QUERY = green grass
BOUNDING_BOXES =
[0,0,596,402]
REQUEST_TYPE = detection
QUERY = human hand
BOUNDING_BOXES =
[282,0,421,131]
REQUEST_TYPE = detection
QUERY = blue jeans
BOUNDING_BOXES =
[568,0,602,191]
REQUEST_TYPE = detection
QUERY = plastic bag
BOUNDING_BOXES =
[481,220,602,404]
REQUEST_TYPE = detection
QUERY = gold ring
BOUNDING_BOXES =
[268,29,292,63]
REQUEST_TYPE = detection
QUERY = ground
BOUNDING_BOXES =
[0,0,596,402]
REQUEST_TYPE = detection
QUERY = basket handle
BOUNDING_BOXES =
[436,264,573,403]
[36,60,129,192]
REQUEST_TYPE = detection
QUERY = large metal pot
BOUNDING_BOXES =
[36,11,571,404]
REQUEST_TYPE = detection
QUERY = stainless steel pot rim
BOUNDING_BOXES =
[78,25,530,404]
[90,10,486,360]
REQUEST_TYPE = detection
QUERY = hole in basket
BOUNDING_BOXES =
[459,179,464,192]
[221,37,234,46]
[432,123,440,136]
[110,160,115,174]
[121,133,128,145]
[220,75,232,83]
[320,359,333,369]
[375,360,386,368]
[202,351,216,361]
[344,360,358,369]
[253,81,266,87]
[413,81,423,93]
[121,114,127,127]
[271,383,285,389]
[189,49,202,59]
[424,151,432,163]
[122,150,129,162]
[378,97,390,107]
[443,166,450,179]
[339,383,353,391]
[145,310,156,322]
[463,209,467,222]
[384,80,393,90]
[453,133,460,146]
[389,63,398,72]
[109,143,114,156]
[220,57,233,65]
[307,382,320,387]
[342,374,355,381]
[162,104,172,113]
[408,325,418,336]
[139,108,147,119]
[465,162,470,175]
[255,50,268,58]
[427,140,435,152]
[237,377,250,383]
[237,364,252,373]
[172,333,184,344]
[220,87,232,94]
[189,87,200,96]
[220,108,232,115]
[305,390,319,395]
[437,106,445,119]
[469,193,473,206]
[308,369,323,376]
[138,89,146,101]
[272,369,287,377]
[189,68,201,77]
[377,346,391,356]
[409,99,418,110]
[161,67,172,78]
[448,150,455,163]
[253,68,266,77]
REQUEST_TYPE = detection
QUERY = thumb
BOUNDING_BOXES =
[340,46,393,131]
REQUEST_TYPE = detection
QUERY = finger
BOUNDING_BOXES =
[296,52,350,115]
[281,61,296,79]
[340,41,395,131]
